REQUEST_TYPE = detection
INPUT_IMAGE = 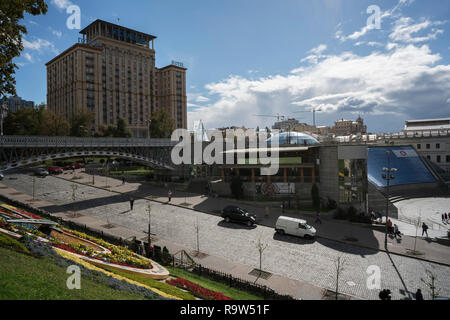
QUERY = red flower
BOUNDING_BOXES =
[166,277,231,300]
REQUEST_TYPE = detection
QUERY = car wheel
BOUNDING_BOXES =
[247,221,253,227]
[304,234,312,240]
[225,217,230,223]
[277,229,285,235]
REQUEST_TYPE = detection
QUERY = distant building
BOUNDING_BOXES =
[46,19,187,138]
[332,116,367,136]
[272,118,299,131]
[403,118,450,133]
[3,96,34,113]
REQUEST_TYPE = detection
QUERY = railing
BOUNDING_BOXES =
[0,135,176,147]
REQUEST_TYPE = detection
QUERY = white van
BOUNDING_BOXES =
[275,216,316,239]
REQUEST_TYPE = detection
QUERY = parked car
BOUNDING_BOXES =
[275,216,316,239]
[64,164,75,171]
[73,162,84,169]
[48,166,63,175]
[222,206,256,227]
[0,172,4,181]
[34,168,49,177]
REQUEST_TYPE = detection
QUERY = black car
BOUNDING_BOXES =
[222,206,256,227]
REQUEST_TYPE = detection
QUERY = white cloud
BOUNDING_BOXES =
[51,0,73,10]
[51,29,62,38]
[301,44,328,64]
[23,53,34,63]
[196,96,210,103]
[23,38,59,55]
[188,44,450,131]
[389,17,444,43]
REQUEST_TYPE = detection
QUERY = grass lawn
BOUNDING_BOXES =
[110,169,153,176]
[98,264,196,300]
[0,247,148,300]
[166,266,263,300]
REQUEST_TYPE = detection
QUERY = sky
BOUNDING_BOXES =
[13,0,450,133]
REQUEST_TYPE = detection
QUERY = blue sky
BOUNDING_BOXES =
[14,0,450,133]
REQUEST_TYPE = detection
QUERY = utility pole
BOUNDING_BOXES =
[382,151,397,250]
[146,202,152,247]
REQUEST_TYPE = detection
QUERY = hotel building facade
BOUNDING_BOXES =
[46,19,187,137]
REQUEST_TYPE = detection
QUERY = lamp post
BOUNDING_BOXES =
[381,151,397,250]
[0,103,8,136]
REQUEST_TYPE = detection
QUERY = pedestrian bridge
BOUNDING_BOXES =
[0,136,177,171]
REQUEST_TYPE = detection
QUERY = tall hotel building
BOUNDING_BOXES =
[46,19,187,137]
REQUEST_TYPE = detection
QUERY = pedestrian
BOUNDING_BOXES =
[379,289,392,300]
[442,214,445,223]
[387,219,393,234]
[421,222,429,238]
[393,224,402,239]
[122,176,125,185]
[315,211,322,224]
[415,289,424,300]
[445,212,448,223]
[168,190,172,203]
[129,196,134,211]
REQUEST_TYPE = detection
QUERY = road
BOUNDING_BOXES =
[2,171,449,300]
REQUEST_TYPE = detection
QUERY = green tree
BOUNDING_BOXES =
[0,0,48,100]
[149,109,175,138]
[311,183,320,211]
[115,117,132,137]
[40,109,70,136]
[230,175,244,199]
[3,105,44,135]
[69,109,95,137]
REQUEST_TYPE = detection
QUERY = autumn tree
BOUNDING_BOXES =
[0,0,48,100]
[69,109,95,137]
[149,109,175,138]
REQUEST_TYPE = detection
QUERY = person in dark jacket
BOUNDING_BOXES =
[379,289,392,300]
[129,196,134,211]
[422,222,429,237]
[415,289,424,300]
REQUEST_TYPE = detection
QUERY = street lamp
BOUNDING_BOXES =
[0,103,8,136]
[381,150,397,250]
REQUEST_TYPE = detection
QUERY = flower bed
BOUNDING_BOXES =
[0,204,42,220]
[57,229,152,269]
[166,277,231,300]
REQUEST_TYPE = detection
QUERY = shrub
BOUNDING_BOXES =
[161,246,172,266]
[0,233,31,255]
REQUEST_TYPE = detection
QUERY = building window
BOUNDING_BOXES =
[426,144,430,149]
[436,155,441,163]
[417,144,421,150]
[436,143,440,149]
[446,155,450,163]
[426,155,431,160]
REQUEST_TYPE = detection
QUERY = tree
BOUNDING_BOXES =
[333,256,346,300]
[255,235,268,277]
[40,109,70,136]
[69,109,95,137]
[3,106,44,135]
[0,0,48,100]
[311,183,320,211]
[230,175,244,199]
[149,109,175,138]
[421,270,440,300]
[97,117,131,138]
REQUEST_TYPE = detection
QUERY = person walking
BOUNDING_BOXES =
[415,289,424,300]
[168,190,172,203]
[442,213,445,223]
[421,222,429,238]
[393,224,402,239]
[445,212,448,223]
[122,176,125,185]
[129,196,134,211]
[315,211,322,224]
[387,219,393,235]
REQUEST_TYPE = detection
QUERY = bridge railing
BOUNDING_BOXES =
[0,135,176,147]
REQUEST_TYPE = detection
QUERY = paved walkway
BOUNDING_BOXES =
[56,170,450,266]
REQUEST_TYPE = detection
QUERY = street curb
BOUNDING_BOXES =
[54,175,450,268]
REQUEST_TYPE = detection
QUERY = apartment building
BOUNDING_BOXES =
[46,19,187,137]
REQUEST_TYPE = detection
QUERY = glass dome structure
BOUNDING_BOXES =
[267,132,320,146]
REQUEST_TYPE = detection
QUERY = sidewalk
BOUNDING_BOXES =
[0,181,334,300]
[55,170,450,266]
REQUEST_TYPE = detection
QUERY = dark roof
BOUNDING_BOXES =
[79,19,156,40]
